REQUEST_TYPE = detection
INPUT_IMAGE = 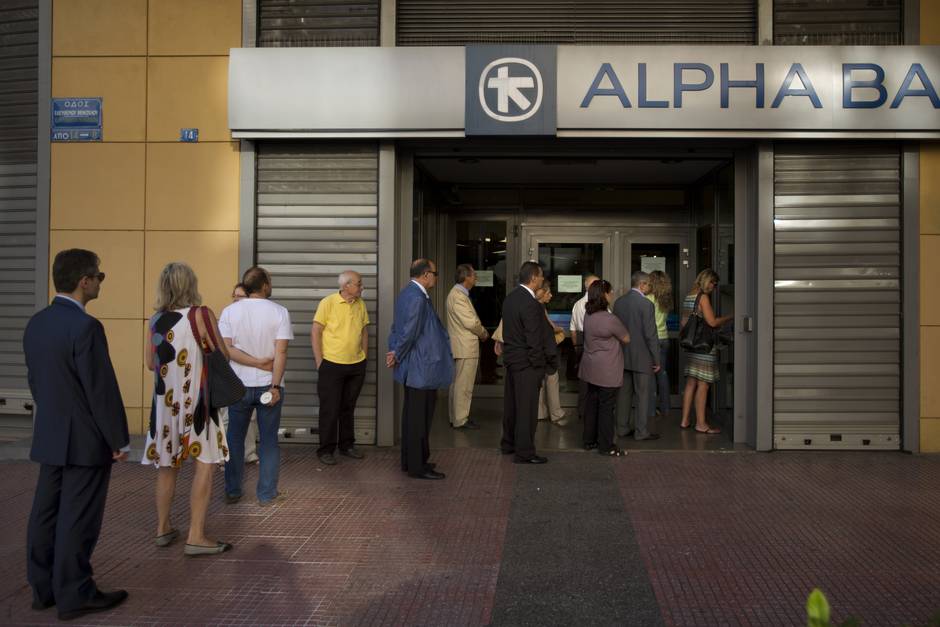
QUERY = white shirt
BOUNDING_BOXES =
[55,294,85,311]
[570,292,589,332]
[218,298,294,387]
[520,284,536,299]
[411,279,429,298]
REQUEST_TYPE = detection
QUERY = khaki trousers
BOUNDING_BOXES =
[449,357,478,426]
[538,371,566,422]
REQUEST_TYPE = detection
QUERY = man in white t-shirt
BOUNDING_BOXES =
[218,266,294,506]
[569,274,599,423]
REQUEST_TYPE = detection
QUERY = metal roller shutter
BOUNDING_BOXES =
[256,142,378,444]
[0,0,38,434]
[397,0,757,45]
[774,0,902,45]
[257,0,380,47]
[773,144,901,450]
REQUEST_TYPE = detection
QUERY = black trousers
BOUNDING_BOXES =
[27,463,112,612]
[584,383,618,451]
[401,386,436,475]
[502,367,544,460]
[316,359,367,455]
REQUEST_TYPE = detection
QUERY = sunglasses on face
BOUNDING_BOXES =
[87,272,105,282]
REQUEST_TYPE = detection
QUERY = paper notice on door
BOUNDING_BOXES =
[557,275,582,293]
[475,270,494,287]
[640,256,666,274]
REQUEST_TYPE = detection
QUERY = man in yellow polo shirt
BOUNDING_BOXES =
[311,270,369,465]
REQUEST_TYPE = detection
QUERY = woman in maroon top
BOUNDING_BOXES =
[579,280,631,456]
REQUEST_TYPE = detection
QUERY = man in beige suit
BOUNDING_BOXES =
[446,264,489,430]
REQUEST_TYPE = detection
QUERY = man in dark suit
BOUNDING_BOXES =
[500,261,558,464]
[613,271,661,441]
[23,249,130,621]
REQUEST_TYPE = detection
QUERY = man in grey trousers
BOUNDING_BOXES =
[613,271,661,441]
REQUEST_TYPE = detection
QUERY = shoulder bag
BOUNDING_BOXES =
[678,292,716,354]
[187,306,246,408]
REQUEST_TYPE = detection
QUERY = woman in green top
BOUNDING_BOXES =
[646,271,672,416]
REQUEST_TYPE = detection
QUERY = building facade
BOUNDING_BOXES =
[1,0,938,452]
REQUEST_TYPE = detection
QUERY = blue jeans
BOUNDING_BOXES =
[652,339,671,415]
[224,386,283,503]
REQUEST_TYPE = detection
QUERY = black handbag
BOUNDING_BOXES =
[679,293,716,354]
[188,306,246,408]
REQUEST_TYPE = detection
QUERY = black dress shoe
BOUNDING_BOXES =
[500,448,515,455]
[513,455,548,464]
[32,599,54,611]
[58,589,128,621]
[454,420,480,430]
[410,470,446,480]
[637,433,661,441]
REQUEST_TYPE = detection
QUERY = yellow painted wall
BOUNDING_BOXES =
[921,6,940,451]
[50,0,241,434]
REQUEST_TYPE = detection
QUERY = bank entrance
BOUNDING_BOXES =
[408,141,739,451]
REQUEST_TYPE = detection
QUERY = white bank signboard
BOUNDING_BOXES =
[229,45,940,138]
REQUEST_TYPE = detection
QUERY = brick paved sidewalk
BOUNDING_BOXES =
[0,447,938,626]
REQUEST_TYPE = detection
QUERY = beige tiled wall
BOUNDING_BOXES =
[922,3,940,451]
[50,0,242,435]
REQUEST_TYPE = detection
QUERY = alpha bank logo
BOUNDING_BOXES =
[479,58,544,122]
[466,46,556,136]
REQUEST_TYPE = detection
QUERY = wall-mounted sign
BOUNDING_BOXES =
[640,256,667,273]
[229,46,940,139]
[51,98,101,141]
[180,128,199,142]
[475,270,494,287]
[557,275,583,293]
[465,45,557,136]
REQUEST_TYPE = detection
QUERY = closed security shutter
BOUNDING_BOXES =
[258,0,380,47]
[773,144,901,450]
[256,143,378,444]
[397,0,757,45]
[0,0,38,433]
[774,0,902,45]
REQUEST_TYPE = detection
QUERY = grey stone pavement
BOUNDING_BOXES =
[0,431,939,626]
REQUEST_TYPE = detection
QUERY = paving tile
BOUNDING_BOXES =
[1,446,939,626]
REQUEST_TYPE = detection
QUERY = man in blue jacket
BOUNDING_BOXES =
[23,249,130,621]
[386,259,454,479]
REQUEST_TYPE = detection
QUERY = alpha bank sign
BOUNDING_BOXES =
[228,45,940,138]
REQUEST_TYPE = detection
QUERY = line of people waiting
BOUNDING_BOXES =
[22,249,730,620]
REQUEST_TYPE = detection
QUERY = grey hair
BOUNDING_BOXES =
[154,262,202,312]
[455,264,474,284]
[631,271,650,288]
[338,270,361,288]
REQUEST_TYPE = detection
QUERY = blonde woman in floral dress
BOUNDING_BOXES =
[143,262,233,556]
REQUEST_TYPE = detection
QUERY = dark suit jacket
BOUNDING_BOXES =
[23,297,129,466]
[501,286,558,374]
[613,289,660,373]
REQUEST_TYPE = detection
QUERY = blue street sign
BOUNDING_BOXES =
[180,128,199,142]
[51,98,102,141]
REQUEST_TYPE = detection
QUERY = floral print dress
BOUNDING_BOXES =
[142,307,229,467]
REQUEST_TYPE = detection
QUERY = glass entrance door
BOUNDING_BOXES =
[524,230,614,402]
[455,220,508,387]
[630,243,683,402]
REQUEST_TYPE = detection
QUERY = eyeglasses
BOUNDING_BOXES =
[427,271,439,276]
[88,272,105,282]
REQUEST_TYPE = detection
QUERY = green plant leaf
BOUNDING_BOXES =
[807,589,831,627]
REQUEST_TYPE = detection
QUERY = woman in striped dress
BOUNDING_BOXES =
[680,269,732,434]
